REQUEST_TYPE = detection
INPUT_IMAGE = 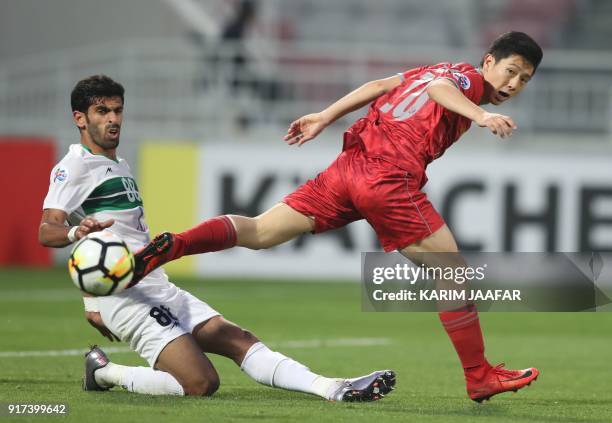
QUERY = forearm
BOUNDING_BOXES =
[427,82,485,123]
[321,80,389,125]
[39,221,74,248]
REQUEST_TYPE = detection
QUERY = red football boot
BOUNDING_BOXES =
[467,363,539,403]
[129,232,179,286]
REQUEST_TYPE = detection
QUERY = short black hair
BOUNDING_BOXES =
[481,31,543,72]
[70,75,124,113]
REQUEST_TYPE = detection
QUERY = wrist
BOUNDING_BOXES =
[319,110,334,126]
[67,226,79,243]
[83,296,100,312]
[472,108,486,124]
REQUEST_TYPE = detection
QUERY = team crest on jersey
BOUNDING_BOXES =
[53,168,68,183]
[452,72,471,90]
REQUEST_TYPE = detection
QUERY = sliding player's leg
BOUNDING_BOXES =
[86,274,223,396]
[132,203,314,283]
[85,334,219,396]
[398,225,538,402]
[154,334,220,395]
[191,316,396,402]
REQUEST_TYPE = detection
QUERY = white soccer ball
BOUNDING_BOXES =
[68,231,135,296]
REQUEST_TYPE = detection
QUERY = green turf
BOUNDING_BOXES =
[0,267,611,423]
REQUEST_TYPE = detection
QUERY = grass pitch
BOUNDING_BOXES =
[0,267,611,423]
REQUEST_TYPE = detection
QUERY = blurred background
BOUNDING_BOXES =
[1,0,611,278]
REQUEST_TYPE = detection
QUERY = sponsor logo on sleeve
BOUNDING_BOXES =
[451,72,471,90]
[53,168,68,183]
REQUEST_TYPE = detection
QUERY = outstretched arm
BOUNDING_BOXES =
[426,79,516,138]
[284,75,402,146]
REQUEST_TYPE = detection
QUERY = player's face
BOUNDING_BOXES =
[482,54,534,105]
[79,96,123,150]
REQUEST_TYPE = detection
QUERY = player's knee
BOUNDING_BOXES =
[183,375,220,397]
[235,216,272,250]
[252,217,276,249]
[205,376,220,396]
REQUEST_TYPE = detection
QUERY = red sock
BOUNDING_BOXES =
[174,215,237,257]
[439,304,490,378]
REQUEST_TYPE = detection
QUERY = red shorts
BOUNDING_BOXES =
[283,147,445,252]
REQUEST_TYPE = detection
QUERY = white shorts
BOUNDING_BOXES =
[97,269,220,367]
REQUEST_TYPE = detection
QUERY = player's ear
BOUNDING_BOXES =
[73,110,87,130]
[482,54,496,72]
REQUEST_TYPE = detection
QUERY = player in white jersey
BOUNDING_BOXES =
[38,75,396,401]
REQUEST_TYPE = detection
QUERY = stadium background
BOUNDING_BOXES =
[1,1,611,422]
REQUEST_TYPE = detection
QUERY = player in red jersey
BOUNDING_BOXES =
[133,31,542,402]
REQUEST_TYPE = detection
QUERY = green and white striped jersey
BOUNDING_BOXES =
[43,144,150,250]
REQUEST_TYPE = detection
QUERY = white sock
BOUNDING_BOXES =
[94,362,126,388]
[240,342,343,399]
[311,375,345,400]
[95,363,184,396]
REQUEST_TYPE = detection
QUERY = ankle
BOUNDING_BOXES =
[172,233,187,258]
[311,376,344,400]
[95,362,128,388]
[178,216,236,256]
[94,363,116,388]
[464,362,492,381]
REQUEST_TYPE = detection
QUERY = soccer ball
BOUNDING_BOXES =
[68,231,135,296]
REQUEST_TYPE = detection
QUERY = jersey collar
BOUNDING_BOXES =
[80,144,119,163]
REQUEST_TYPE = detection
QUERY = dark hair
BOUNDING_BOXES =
[481,31,543,72]
[70,75,124,112]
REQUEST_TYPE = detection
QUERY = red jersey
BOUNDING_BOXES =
[344,62,484,187]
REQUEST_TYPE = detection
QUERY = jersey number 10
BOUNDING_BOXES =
[379,72,435,121]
